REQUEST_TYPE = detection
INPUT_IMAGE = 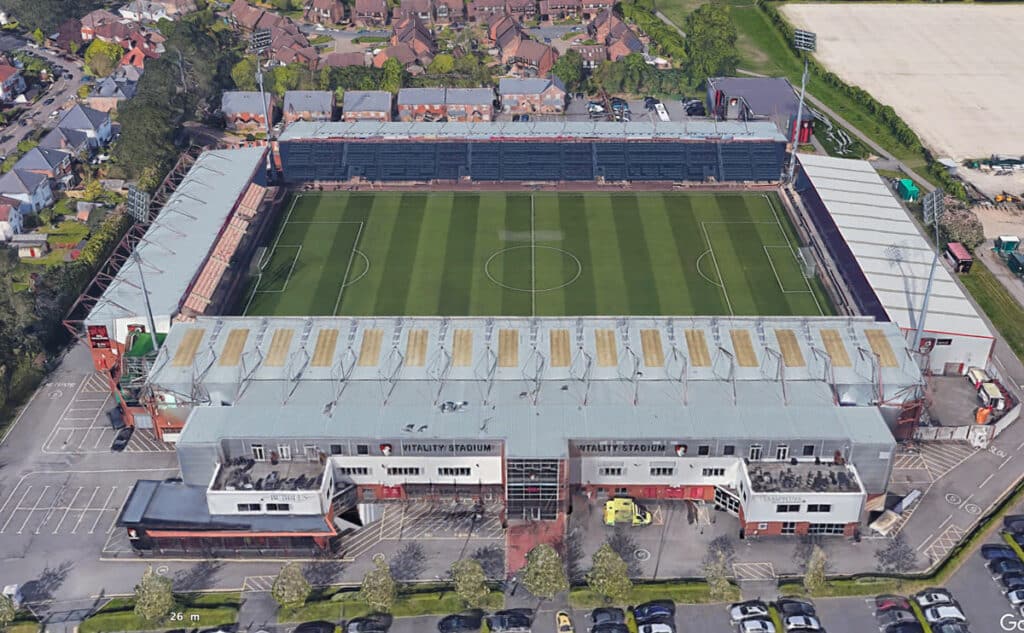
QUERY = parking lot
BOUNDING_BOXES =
[0,471,136,537]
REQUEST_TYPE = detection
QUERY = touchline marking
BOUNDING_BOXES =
[701,222,734,315]
[980,473,996,488]
[332,221,365,316]
[530,194,536,317]
[243,195,301,315]
[764,193,825,316]
[1000,456,1014,470]
[278,245,302,294]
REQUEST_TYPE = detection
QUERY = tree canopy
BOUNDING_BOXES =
[272,562,312,608]
[521,543,568,601]
[134,566,175,623]
[358,555,397,613]
[0,0,103,33]
[381,57,403,94]
[683,3,739,81]
[551,49,583,93]
[586,543,632,604]
[84,39,124,77]
[451,558,490,608]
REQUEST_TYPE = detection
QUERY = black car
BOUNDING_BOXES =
[1001,572,1024,590]
[632,600,675,624]
[485,612,530,632]
[884,624,924,633]
[981,544,1019,560]
[293,621,336,633]
[437,612,482,633]
[774,598,815,618]
[43,97,54,105]
[643,96,659,110]
[591,608,625,625]
[931,622,969,633]
[989,558,1024,576]
[111,426,134,451]
[591,625,629,633]
[345,616,388,633]
[107,408,126,430]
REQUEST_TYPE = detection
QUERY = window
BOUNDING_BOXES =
[356,444,369,455]
[702,468,725,477]
[337,466,369,476]
[802,444,815,457]
[615,487,628,495]
[937,338,953,346]
[266,503,290,512]
[277,445,291,461]
[236,503,260,512]
[330,444,343,455]
[650,466,674,477]
[808,523,844,535]
[387,467,421,476]
[598,466,623,477]
[748,444,762,461]
[723,445,735,456]
[776,504,800,513]
[304,445,319,461]
[251,444,265,461]
[781,521,796,535]
[757,522,768,530]
[438,467,471,477]
[775,445,789,460]
[698,445,710,456]
[807,504,832,513]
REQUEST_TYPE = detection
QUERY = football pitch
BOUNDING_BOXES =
[241,191,833,317]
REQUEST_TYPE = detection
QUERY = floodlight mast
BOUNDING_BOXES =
[251,30,274,175]
[912,189,945,357]
[134,250,161,355]
[787,30,816,184]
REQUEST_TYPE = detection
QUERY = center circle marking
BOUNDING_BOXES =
[484,246,582,293]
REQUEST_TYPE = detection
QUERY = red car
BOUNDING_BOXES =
[875,595,911,614]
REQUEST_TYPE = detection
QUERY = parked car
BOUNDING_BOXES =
[1001,572,1024,591]
[737,620,775,633]
[989,558,1024,576]
[923,605,966,624]
[774,599,814,618]
[1004,515,1024,533]
[591,625,628,633]
[643,96,659,110]
[485,611,530,632]
[107,408,126,430]
[555,610,573,633]
[42,97,54,105]
[591,608,625,625]
[931,623,969,633]
[914,589,953,607]
[110,426,134,451]
[345,616,389,633]
[437,612,482,633]
[729,601,770,624]
[876,610,918,627]
[782,615,820,631]
[1007,588,1024,605]
[633,600,675,624]
[982,544,1020,560]
[294,621,337,633]
[637,623,673,633]
[883,625,924,633]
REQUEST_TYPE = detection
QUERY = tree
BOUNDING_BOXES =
[77,84,91,99]
[358,555,397,613]
[231,57,258,91]
[428,53,455,75]
[803,545,828,595]
[551,49,583,93]
[586,543,632,604]
[272,561,312,609]
[875,534,917,577]
[521,543,568,601]
[939,207,984,251]
[32,28,45,46]
[84,39,124,77]
[0,594,15,629]
[451,558,490,608]
[702,550,732,601]
[683,3,739,81]
[134,566,174,623]
[82,178,104,202]
[69,40,80,57]
[381,57,403,94]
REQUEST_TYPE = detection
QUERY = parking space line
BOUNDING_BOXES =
[53,487,84,534]
[18,485,51,534]
[89,487,116,534]
[71,487,100,534]
[108,488,132,534]
[34,484,66,534]
[0,485,34,533]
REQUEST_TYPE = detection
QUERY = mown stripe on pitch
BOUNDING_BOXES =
[333,192,381,316]
[665,195,725,314]
[373,193,428,315]
[553,193,594,315]
[639,194,692,315]
[611,194,661,315]
[438,194,481,316]
[583,194,630,315]
[500,194,533,316]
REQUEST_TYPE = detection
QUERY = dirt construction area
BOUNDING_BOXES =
[782,3,1024,160]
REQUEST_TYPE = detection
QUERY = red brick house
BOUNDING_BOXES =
[304,0,345,24]
[433,0,463,23]
[397,87,446,122]
[80,9,120,41]
[580,0,613,20]
[538,0,579,20]
[372,43,420,69]
[570,44,605,69]
[487,14,519,46]
[320,52,368,68]
[226,0,263,30]
[505,0,537,21]
[506,39,556,76]
[342,90,392,122]
[498,76,566,114]
[351,0,389,26]
[283,90,334,124]
[607,29,642,61]
[468,0,505,22]
[444,87,494,122]
[221,91,275,131]
[394,0,433,23]
[390,15,434,57]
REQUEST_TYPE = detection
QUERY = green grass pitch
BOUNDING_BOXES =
[240,191,834,317]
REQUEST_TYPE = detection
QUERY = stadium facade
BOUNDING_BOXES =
[117,315,920,555]
[274,121,788,183]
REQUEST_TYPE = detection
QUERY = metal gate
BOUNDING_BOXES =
[134,414,153,429]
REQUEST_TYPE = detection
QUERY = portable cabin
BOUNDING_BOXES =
[965,366,990,390]
[1009,252,1024,275]
[979,382,1006,411]
[896,178,920,202]
[995,235,1020,255]
[944,242,973,273]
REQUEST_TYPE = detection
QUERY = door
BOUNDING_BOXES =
[748,444,762,461]
[251,444,265,461]
[713,487,740,516]
[775,445,789,461]
[278,445,291,461]
[133,414,153,430]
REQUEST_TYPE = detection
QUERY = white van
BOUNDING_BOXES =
[2,584,23,608]
[965,367,990,390]
[979,382,1006,411]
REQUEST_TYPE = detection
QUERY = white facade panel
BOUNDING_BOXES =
[207,488,328,515]
[577,456,740,487]
[331,455,503,486]
[741,490,864,525]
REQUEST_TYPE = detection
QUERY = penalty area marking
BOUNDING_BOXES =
[762,193,826,316]
[342,251,370,287]
[700,222,734,316]
[332,222,366,316]
[763,245,816,294]
[694,250,723,289]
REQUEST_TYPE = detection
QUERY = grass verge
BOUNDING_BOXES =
[3,621,41,633]
[568,580,740,608]
[78,607,238,633]
[279,588,504,623]
[959,261,1024,360]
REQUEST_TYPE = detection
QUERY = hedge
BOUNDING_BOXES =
[620,0,687,63]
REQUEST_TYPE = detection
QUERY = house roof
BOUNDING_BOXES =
[0,64,19,82]
[354,0,388,13]
[91,76,137,99]
[445,87,494,106]
[342,90,392,113]
[309,0,342,11]
[81,9,120,28]
[377,44,418,66]
[0,169,47,195]
[227,0,263,29]
[40,127,89,151]
[498,76,564,95]
[399,0,432,12]
[15,146,70,172]
[58,104,110,133]
[513,39,552,64]
[706,76,810,123]
[321,52,366,68]
[221,91,273,115]
[0,204,12,221]
[397,87,446,105]
[284,90,333,114]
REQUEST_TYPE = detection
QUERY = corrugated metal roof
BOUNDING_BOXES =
[85,147,267,328]
[797,153,992,340]
[278,119,788,142]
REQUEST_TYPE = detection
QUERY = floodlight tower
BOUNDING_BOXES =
[913,189,946,356]
[250,29,274,174]
[787,29,816,184]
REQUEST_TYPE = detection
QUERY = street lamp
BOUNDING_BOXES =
[786,29,816,184]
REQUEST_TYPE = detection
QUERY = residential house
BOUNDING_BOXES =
[54,19,84,54]
[606,29,642,61]
[0,170,53,212]
[469,0,505,22]
[120,31,162,68]
[320,52,368,68]
[155,0,197,17]
[40,127,90,155]
[226,0,264,31]
[0,201,23,241]
[88,76,137,112]
[16,146,73,181]
[505,0,537,21]
[394,0,433,23]
[54,105,113,149]
[487,14,519,46]
[92,20,138,46]
[444,87,494,122]
[372,44,419,70]
[304,0,345,24]
[221,91,275,131]
[580,0,613,20]
[342,90,392,122]
[505,38,556,77]
[80,9,120,40]
[538,0,579,20]
[433,0,463,22]
[498,76,565,114]
[397,87,446,122]
[282,90,334,124]
[588,8,643,62]
[11,234,50,259]
[119,0,169,22]
[0,64,26,103]
[571,44,605,69]
[351,0,389,26]
[390,15,434,59]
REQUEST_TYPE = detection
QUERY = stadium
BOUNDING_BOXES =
[59,121,990,558]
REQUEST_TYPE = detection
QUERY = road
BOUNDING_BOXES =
[0,41,84,158]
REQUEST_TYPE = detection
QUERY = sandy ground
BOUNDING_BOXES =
[961,167,1024,201]
[974,202,1024,239]
[782,3,1024,160]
